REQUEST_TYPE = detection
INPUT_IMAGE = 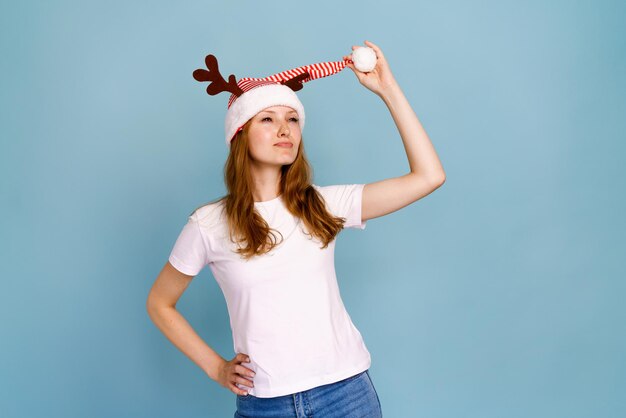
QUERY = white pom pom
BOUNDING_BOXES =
[351,46,377,73]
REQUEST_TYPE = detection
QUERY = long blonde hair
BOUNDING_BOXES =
[193,119,347,259]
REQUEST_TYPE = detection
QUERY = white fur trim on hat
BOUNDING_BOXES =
[224,84,306,146]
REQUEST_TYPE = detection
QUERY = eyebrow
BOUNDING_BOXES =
[259,110,298,115]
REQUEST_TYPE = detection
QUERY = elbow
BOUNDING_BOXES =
[146,295,158,319]
[146,293,177,320]
[146,293,167,319]
[429,172,446,188]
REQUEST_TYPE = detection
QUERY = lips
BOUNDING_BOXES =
[274,142,293,147]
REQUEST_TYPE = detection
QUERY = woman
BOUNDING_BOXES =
[146,40,445,417]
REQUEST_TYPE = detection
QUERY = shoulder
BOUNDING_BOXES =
[311,183,364,201]
[311,183,366,229]
[189,197,227,229]
[311,183,345,196]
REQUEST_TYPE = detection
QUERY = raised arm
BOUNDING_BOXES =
[344,40,446,222]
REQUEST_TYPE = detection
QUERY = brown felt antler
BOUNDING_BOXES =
[193,54,244,97]
[280,72,311,92]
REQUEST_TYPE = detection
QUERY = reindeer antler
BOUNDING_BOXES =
[193,54,244,97]
[281,72,310,92]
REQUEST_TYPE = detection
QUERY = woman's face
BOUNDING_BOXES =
[246,105,301,168]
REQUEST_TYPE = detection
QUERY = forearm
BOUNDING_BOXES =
[147,304,225,381]
[379,82,445,182]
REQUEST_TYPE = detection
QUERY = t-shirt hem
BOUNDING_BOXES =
[353,183,367,230]
[247,356,372,398]
[168,255,199,276]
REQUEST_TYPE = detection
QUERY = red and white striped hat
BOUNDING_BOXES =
[193,54,353,146]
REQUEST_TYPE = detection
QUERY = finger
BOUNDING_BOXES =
[364,40,378,49]
[231,383,248,396]
[364,40,384,58]
[237,364,256,377]
[236,375,255,388]
[238,353,250,363]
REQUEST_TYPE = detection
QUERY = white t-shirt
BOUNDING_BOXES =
[168,183,371,398]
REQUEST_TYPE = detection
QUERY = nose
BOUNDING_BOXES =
[278,122,290,136]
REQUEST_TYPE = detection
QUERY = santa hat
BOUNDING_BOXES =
[192,54,353,146]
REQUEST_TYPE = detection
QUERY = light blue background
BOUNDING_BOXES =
[1,1,624,417]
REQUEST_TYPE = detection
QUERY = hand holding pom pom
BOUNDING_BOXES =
[343,40,399,98]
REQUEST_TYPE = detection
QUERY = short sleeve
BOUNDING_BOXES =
[313,183,367,230]
[168,213,209,276]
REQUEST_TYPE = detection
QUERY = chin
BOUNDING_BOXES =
[278,157,297,165]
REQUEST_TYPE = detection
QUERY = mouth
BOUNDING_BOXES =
[274,142,293,148]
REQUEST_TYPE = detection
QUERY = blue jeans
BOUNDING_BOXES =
[234,369,382,417]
